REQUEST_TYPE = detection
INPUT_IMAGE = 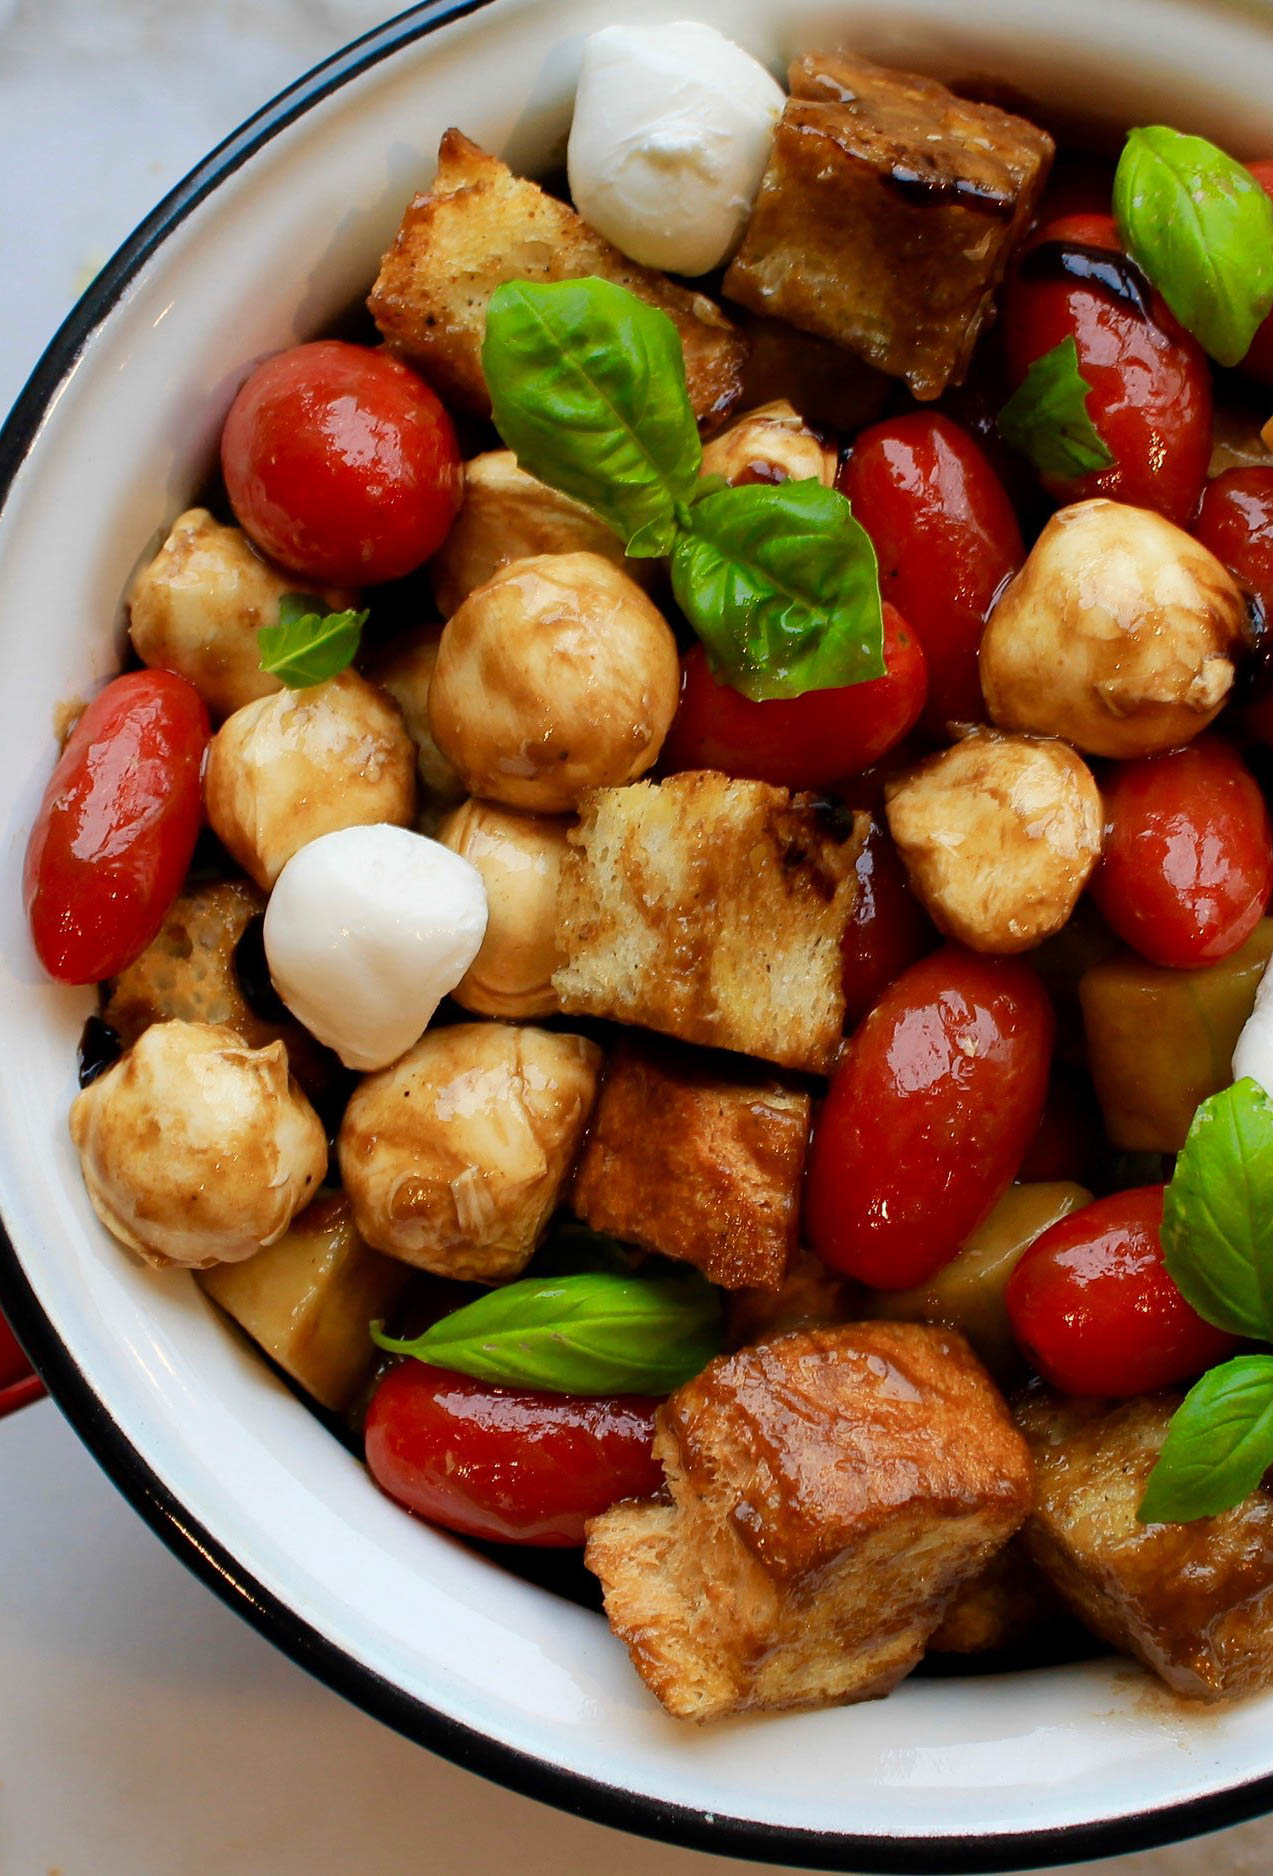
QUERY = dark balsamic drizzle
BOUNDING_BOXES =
[78,1016,122,1087]
[233,913,289,1025]
[1019,240,1154,320]
[881,162,1015,218]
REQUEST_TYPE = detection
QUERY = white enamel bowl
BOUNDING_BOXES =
[2,1,1273,1866]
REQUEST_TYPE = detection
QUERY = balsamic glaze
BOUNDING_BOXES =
[232,913,289,1025]
[77,1016,122,1087]
[882,162,1015,218]
[1019,239,1154,320]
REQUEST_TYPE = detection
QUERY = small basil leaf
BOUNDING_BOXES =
[258,595,369,687]
[1162,1078,1273,1341]
[370,1270,722,1395]
[482,277,701,556]
[1138,1355,1273,1524]
[669,480,885,701]
[1113,125,1273,366]
[997,337,1115,480]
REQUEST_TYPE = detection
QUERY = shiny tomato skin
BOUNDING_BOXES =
[1005,1187,1236,1395]
[1090,739,1273,969]
[805,947,1054,1289]
[363,1361,662,1547]
[24,671,209,985]
[660,606,927,788]
[839,414,1023,736]
[841,815,935,1028]
[1002,213,1212,526]
[1239,162,1273,383]
[1196,467,1273,612]
[221,340,462,585]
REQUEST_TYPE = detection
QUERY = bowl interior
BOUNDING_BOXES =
[3,0,1273,1865]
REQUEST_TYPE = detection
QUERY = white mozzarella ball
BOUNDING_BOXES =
[567,22,784,277]
[1234,960,1273,1100]
[263,824,488,1071]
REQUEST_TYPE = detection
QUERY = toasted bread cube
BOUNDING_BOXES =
[553,774,863,1073]
[585,1322,1032,1720]
[726,1245,862,1349]
[198,1192,410,1413]
[927,1539,1058,1654]
[724,54,1053,400]
[102,877,337,1101]
[572,1037,809,1289]
[1018,1391,1273,1699]
[369,131,746,427]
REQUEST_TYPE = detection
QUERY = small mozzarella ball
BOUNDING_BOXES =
[128,508,355,721]
[69,1020,326,1269]
[981,500,1246,758]
[567,21,784,276]
[338,1023,601,1280]
[436,801,569,1018]
[699,400,837,489]
[430,451,635,618]
[365,627,465,807]
[885,729,1103,954]
[1234,956,1273,1097]
[428,552,680,811]
[205,669,416,888]
[264,824,488,1071]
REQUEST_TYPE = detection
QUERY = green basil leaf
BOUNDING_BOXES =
[482,277,701,557]
[1113,125,1273,366]
[669,480,885,701]
[1138,1355,1273,1523]
[370,1269,722,1395]
[1162,1077,1273,1341]
[997,337,1115,479]
[258,593,369,687]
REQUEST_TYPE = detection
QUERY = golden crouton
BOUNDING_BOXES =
[927,1539,1058,1654]
[1018,1390,1273,1700]
[571,1037,810,1290]
[724,54,1052,400]
[102,877,336,1100]
[585,1322,1032,1720]
[198,1192,410,1413]
[369,131,746,427]
[553,774,864,1074]
[726,1245,861,1349]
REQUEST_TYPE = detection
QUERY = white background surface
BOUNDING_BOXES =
[3,3,1273,1873]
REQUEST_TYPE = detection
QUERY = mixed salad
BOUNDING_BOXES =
[23,20,1273,1720]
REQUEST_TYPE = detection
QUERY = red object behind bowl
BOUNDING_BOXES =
[0,1309,42,1417]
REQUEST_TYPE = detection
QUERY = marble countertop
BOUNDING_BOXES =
[2,4,1272,1872]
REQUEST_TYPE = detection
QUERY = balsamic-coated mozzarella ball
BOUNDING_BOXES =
[205,669,416,887]
[436,801,570,1018]
[338,1022,601,1280]
[885,729,1103,954]
[981,500,1246,758]
[699,400,837,489]
[263,824,488,1071]
[70,1020,327,1269]
[430,451,634,618]
[365,626,465,808]
[428,553,680,811]
[128,508,354,721]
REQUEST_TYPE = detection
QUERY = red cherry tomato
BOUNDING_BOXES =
[1005,1186,1235,1395]
[1017,1066,1098,1185]
[1196,468,1273,744]
[841,815,935,1028]
[24,671,209,984]
[1239,162,1273,383]
[0,1312,33,1393]
[660,606,927,788]
[363,1362,662,1547]
[1089,739,1273,970]
[221,340,462,586]
[839,414,1023,736]
[1002,212,1212,526]
[805,946,1054,1289]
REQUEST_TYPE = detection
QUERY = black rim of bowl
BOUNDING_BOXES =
[2,3,1273,1867]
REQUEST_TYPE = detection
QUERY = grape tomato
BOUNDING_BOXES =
[24,671,209,985]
